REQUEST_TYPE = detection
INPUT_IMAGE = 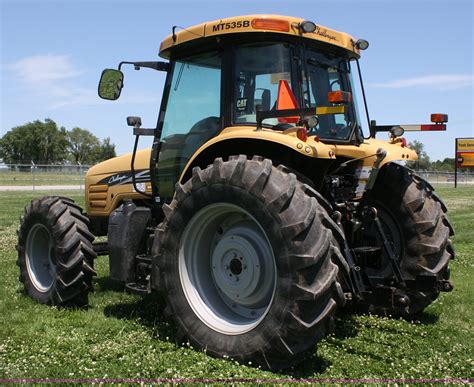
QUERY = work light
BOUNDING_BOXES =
[299,20,317,33]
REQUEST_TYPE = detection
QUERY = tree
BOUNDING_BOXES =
[407,140,431,170]
[96,137,116,162]
[431,158,455,172]
[0,119,68,164]
[66,127,100,164]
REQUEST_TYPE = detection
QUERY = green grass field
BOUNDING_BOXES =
[0,188,472,381]
[0,172,85,186]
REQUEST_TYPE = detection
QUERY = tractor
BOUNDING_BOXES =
[17,15,454,370]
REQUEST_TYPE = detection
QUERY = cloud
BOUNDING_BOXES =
[7,54,97,108]
[371,74,474,90]
[11,54,83,84]
[8,54,160,109]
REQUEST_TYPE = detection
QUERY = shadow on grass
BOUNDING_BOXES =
[407,310,440,325]
[100,290,439,376]
[102,293,351,376]
[345,302,440,325]
[284,311,360,377]
[103,292,177,342]
[94,276,125,292]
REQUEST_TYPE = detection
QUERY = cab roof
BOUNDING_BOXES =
[159,14,362,59]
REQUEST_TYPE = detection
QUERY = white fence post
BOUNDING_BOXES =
[78,162,83,192]
[31,161,36,192]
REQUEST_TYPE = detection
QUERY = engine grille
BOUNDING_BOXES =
[88,184,108,210]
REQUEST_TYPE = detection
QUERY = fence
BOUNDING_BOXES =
[0,164,472,191]
[0,164,91,191]
[416,170,474,187]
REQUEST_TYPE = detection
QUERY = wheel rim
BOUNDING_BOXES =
[179,203,276,335]
[25,223,56,292]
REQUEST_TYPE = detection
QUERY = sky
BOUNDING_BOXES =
[1,0,473,162]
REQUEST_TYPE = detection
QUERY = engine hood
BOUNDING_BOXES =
[86,149,151,177]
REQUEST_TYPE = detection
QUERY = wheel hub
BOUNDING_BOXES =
[229,257,242,275]
[211,234,262,307]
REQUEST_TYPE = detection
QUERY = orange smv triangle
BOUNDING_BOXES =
[276,80,299,123]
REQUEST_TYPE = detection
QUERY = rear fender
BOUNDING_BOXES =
[179,126,336,185]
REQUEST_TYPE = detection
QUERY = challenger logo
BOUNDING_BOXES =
[99,170,151,186]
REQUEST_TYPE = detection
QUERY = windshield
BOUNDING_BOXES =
[302,48,361,141]
[234,43,295,126]
[232,42,361,141]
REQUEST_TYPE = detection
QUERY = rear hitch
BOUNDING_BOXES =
[367,285,410,312]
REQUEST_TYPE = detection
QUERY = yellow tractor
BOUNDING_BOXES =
[17,15,454,370]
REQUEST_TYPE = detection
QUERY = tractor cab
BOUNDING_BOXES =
[155,37,364,198]
[99,15,367,200]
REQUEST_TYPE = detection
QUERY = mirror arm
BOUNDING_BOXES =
[118,61,170,72]
[133,128,155,136]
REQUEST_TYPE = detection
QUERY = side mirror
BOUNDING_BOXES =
[98,69,124,100]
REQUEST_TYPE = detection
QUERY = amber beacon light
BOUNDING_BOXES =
[431,114,448,123]
[251,18,290,32]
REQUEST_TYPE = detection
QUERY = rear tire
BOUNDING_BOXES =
[17,196,96,307]
[361,163,454,316]
[156,156,347,370]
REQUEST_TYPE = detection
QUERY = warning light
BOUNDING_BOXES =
[297,127,308,142]
[431,114,448,123]
[251,18,290,32]
[328,90,352,104]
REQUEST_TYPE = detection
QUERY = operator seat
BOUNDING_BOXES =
[182,116,221,160]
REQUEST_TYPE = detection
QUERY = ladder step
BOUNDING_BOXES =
[92,242,109,256]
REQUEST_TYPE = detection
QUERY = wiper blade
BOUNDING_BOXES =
[174,62,186,91]
[307,58,349,73]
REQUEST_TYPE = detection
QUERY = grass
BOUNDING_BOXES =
[0,172,85,186]
[0,188,472,381]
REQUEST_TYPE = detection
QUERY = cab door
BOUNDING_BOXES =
[153,51,223,200]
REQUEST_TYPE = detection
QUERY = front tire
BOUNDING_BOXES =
[17,196,96,307]
[157,156,347,370]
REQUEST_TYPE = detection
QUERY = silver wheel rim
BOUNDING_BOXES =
[179,203,276,335]
[25,223,56,292]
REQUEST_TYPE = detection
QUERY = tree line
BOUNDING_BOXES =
[0,119,116,165]
[0,121,461,171]
[407,140,456,172]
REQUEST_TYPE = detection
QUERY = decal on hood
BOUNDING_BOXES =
[99,170,151,186]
